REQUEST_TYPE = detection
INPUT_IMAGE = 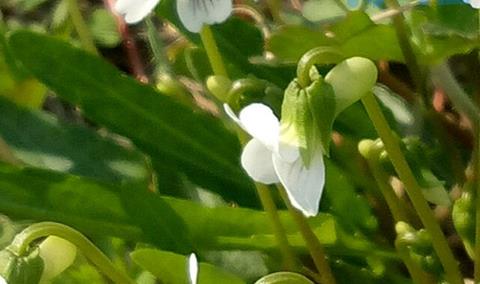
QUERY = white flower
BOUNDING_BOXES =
[187,253,198,284]
[114,0,160,24]
[114,0,232,33]
[0,275,6,284]
[464,0,480,8]
[177,0,232,33]
[224,103,325,217]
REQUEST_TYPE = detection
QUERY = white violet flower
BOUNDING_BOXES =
[464,0,480,8]
[224,103,325,217]
[114,0,232,33]
[187,253,198,284]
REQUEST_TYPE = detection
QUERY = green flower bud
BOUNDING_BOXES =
[255,272,314,284]
[324,57,378,116]
[38,236,77,282]
[206,75,232,102]
[452,187,475,259]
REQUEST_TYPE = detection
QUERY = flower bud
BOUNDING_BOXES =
[324,57,378,116]
[38,236,77,282]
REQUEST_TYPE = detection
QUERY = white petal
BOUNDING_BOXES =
[241,139,279,184]
[239,104,280,152]
[0,275,6,284]
[115,0,160,24]
[469,0,480,8]
[188,253,198,284]
[177,0,232,33]
[273,149,325,217]
[278,142,301,163]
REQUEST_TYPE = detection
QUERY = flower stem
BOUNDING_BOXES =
[474,128,480,284]
[256,183,297,270]
[277,185,336,284]
[200,26,228,77]
[266,0,284,24]
[364,149,409,223]
[383,0,426,105]
[361,92,463,284]
[9,222,135,284]
[67,0,98,55]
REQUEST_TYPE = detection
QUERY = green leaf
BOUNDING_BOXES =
[0,163,340,255]
[131,249,245,284]
[268,12,403,63]
[120,187,193,254]
[0,97,148,183]
[8,30,258,207]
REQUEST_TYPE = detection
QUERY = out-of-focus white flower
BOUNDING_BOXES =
[114,0,232,33]
[114,0,160,24]
[464,0,480,8]
[224,103,325,217]
[0,275,6,284]
[188,253,198,284]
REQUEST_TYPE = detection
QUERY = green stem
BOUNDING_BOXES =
[9,222,135,284]
[67,0,98,55]
[256,184,297,270]
[200,26,228,77]
[365,152,409,223]
[277,185,337,284]
[361,92,463,284]
[266,0,284,24]
[383,0,426,105]
[475,129,480,284]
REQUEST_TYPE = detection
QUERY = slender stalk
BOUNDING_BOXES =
[9,222,135,284]
[67,0,98,55]
[366,156,409,223]
[104,0,148,82]
[277,185,337,284]
[200,26,228,77]
[266,0,285,24]
[383,0,426,105]
[256,184,297,270]
[362,142,433,284]
[475,129,480,284]
[361,92,463,284]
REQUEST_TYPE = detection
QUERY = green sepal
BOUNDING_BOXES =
[306,78,336,157]
[0,247,44,284]
[280,79,312,166]
[280,77,336,166]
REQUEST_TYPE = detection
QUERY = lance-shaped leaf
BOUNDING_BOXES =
[8,31,257,207]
